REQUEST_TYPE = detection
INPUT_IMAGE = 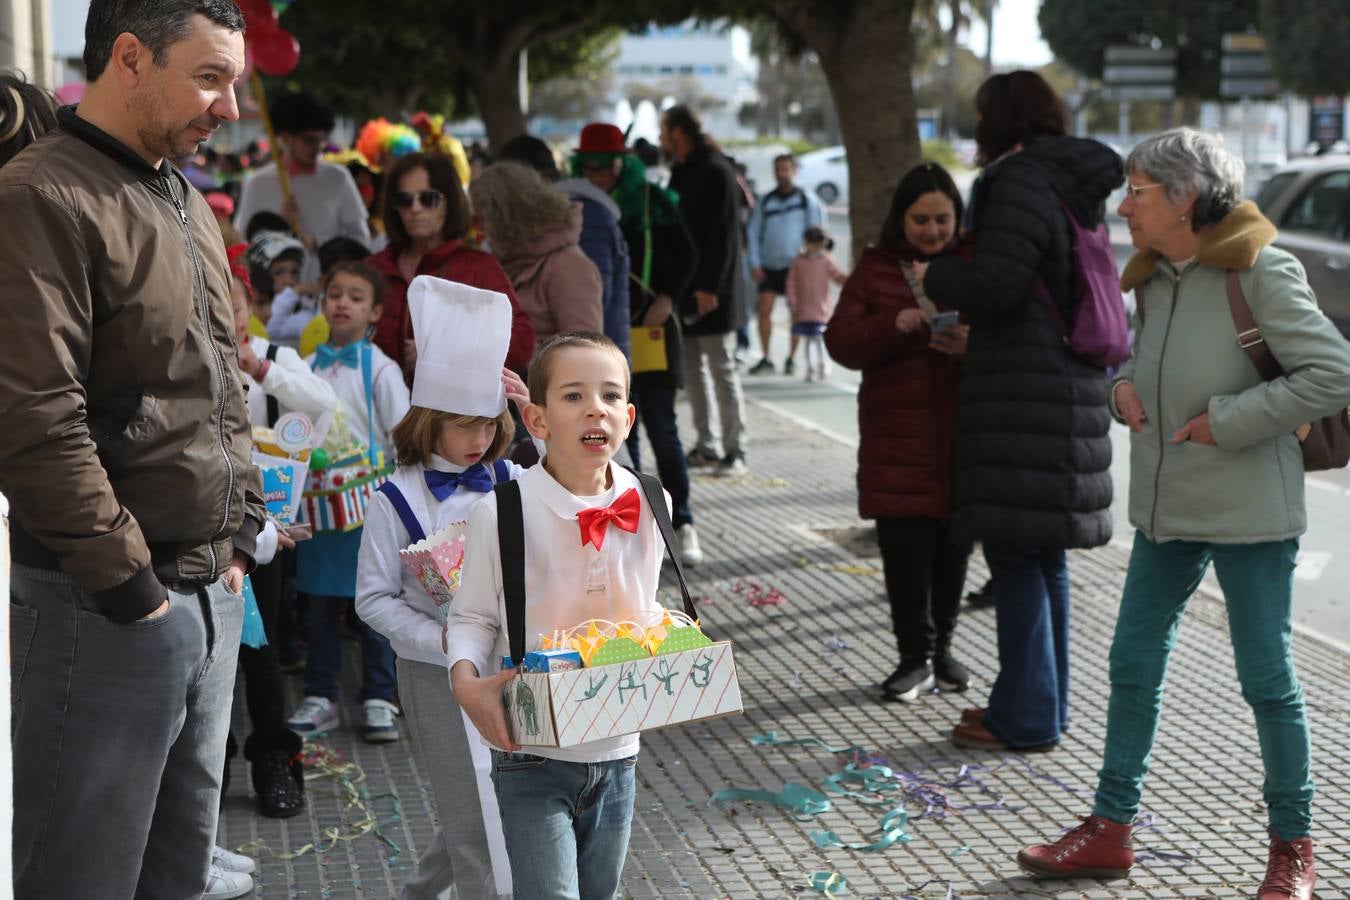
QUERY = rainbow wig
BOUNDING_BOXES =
[355,118,421,172]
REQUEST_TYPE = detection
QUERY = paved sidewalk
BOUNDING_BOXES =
[219,398,1350,898]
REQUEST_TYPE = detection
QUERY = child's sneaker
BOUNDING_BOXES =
[287,696,339,737]
[204,864,254,899]
[363,699,401,743]
[783,358,796,375]
[817,361,831,379]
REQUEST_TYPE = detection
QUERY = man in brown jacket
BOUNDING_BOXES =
[0,1,262,896]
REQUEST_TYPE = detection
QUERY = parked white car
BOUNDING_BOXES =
[796,146,848,205]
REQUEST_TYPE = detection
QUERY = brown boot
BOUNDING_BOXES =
[1258,832,1315,900]
[1017,815,1134,879]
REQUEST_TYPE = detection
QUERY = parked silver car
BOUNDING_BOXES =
[1254,155,1350,337]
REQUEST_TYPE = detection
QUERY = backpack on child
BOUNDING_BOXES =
[1036,200,1131,370]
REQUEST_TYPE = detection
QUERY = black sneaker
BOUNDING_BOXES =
[748,357,775,375]
[685,446,721,470]
[783,358,796,375]
[880,659,935,702]
[714,453,748,478]
[966,578,995,609]
[933,653,971,692]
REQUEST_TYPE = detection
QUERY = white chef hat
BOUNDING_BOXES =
[407,275,511,416]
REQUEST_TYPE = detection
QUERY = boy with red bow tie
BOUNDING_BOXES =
[449,331,670,899]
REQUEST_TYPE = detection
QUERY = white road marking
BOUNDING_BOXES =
[1295,551,1332,582]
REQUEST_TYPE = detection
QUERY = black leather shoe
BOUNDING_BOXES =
[246,732,306,819]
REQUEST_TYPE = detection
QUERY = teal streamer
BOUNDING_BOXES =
[751,731,865,755]
[812,807,911,851]
[809,871,848,894]
[708,783,832,821]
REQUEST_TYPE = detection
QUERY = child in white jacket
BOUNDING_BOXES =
[356,276,526,900]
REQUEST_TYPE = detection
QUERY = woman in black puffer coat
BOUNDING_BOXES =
[921,70,1123,751]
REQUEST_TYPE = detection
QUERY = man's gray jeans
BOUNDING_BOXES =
[10,566,243,899]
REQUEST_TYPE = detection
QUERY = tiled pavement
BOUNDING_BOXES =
[219,398,1350,898]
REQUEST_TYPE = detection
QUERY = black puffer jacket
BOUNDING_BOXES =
[924,136,1123,549]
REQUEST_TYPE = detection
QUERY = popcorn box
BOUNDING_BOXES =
[503,641,741,748]
[399,522,468,610]
[255,456,308,525]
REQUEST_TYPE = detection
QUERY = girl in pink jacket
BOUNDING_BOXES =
[787,227,847,381]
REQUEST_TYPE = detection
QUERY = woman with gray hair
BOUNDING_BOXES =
[1018,127,1350,900]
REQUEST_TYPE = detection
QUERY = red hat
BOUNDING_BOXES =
[226,243,253,295]
[574,123,626,156]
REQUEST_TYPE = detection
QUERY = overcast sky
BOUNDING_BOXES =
[966,0,1054,68]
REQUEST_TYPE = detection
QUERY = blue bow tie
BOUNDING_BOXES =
[316,342,362,369]
[425,464,493,501]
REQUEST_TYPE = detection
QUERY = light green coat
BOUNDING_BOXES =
[1112,202,1350,544]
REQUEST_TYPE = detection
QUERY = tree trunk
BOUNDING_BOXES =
[806,0,922,264]
[469,51,528,150]
[943,4,962,140]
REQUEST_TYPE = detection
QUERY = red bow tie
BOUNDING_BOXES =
[576,487,641,550]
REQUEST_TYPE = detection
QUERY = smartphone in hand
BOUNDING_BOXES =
[930,310,960,333]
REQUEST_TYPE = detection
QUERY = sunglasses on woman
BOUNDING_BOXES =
[393,190,444,210]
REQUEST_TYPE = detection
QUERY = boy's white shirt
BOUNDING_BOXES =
[447,460,670,764]
[244,335,339,428]
[356,455,524,667]
[304,341,410,458]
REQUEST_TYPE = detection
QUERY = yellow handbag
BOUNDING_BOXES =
[630,325,667,373]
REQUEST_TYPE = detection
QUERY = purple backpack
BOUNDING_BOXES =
[1037,200,1131,369]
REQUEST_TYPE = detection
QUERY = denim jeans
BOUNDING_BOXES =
[303,594,398,703]
[1094,532,1312,839]
[627,374,694,527]
[981,542,1070,747]
[491,751,637,900]
[10,567,243,898]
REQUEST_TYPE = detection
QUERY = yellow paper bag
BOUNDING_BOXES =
[630,326,667,374]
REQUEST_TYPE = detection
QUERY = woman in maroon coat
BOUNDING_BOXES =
[825,163,973,703]
[367,152,535,380]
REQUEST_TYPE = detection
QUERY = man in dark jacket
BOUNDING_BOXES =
[662,104,749,477]
[0,2,265,895]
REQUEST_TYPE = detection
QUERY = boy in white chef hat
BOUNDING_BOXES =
[356,274,528,899]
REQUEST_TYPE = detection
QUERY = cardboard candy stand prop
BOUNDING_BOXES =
[399,521,468,624]
[252,412,319,526]
[496,474,742,749]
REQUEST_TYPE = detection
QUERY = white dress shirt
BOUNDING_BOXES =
[243,335,338,427]
[304,342,410,459]
[448,461,669,763]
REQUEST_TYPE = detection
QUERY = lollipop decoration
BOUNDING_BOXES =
[273,412,316,454]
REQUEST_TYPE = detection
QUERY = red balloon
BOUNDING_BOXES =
[254,28,300,77]
[238,0,278,33]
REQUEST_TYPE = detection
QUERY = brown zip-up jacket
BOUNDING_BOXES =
[0,107,264,623]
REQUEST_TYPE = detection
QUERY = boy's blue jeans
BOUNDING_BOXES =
[1094,532,1313,839]
[491,751,637,900]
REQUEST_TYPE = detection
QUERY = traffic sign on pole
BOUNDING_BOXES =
[1102,45,1177,102]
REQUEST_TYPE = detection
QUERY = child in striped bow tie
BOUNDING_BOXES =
[357,275,528,899]
[449,331,672,899]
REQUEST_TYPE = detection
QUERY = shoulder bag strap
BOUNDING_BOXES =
[376,481,427,544]
[494,480,528,667]
[624,467,697,622]
[1226,270,1283,381]
[264,343,280,426]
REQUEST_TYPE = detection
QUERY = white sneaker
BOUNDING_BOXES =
[675,523,704,567]
[819,361,831,379]
[363,698,401,743]
[287,695,339,736]
[212,845,256,875]
[204,864,254,899]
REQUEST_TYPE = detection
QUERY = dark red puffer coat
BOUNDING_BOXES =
[825,243,965,520]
